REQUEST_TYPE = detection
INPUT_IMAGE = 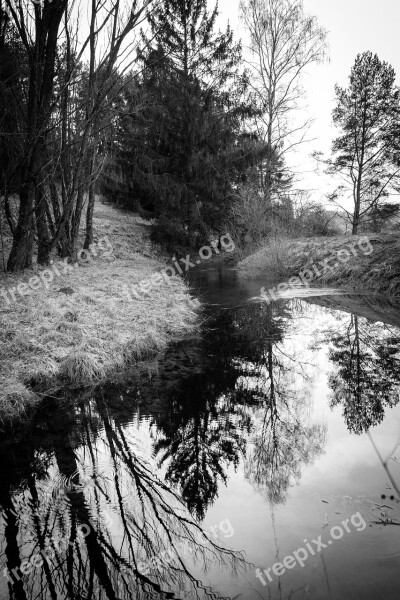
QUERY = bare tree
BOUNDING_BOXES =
[4,0,70,270]
[4,0,153,270]
[240,0,328,202]
[50,0,154,260]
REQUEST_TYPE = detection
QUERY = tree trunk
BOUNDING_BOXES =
[353,179,362,234]
[36,182,52,265]
[69,182,86,260]
[7,182,34,271]
[4,188,15,235]
[84,184,95,249]
[84,152,96,249]
[6,0,68,271]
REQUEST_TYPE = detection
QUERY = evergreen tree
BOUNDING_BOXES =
[0,10,27,209]
[105,0,261,247]
[327,52,400,234]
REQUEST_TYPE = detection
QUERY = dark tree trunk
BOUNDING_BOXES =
[70,181,86,260]
[84,152,96,249]
[6,0,68,271]
[84,183,95,249]
[352,200,360,234]
[36,182,52,265]
[7,182,34,271]
[4,189,15,235]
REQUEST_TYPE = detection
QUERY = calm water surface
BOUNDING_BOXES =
[1,264,400,600]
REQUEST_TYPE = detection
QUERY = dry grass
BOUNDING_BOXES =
[238,233,400,298]
[238,237,293,279]
[0,200,200,425]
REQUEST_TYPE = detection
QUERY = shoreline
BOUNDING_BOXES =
[237,234,400,301]
[0,202,201,427]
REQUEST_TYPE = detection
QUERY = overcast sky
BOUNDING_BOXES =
[216,0,400,206]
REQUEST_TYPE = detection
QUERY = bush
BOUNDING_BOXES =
[293,199,342,237]
[150,218,188,253]
[224,184,275,257]
[225,185,342,258]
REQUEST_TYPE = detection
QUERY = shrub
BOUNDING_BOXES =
[150,218,188,253]
[224,184,275,257]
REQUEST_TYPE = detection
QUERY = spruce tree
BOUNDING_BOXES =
[106,0,260,247]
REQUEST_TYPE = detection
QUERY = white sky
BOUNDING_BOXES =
[216,0,400,207]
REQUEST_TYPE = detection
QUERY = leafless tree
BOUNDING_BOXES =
[4,0,154,270]
[240,0,328,202]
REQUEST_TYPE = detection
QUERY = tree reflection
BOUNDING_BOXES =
[0,297,350,600]
[240,309,327,505]
[152,301,326,512]
[151,324,254,520]
[154,395,247,521]
[327,315,400,433]
[0,397,244,600]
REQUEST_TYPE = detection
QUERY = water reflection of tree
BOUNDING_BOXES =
[154,391,248,521]
[327,315,400,434]
[0,398,243,600]
[0,298,332,600]
[240,306,326,505]
[153,301,326,512]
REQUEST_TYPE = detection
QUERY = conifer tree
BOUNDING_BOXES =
[328,52,400,234]
[106,0,261,246]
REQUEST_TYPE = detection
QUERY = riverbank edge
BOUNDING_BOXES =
[0,201,201,427]
[237,233,400,299]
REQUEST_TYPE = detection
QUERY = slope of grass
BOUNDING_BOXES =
[0,201,200,426]
[238,233,400,298]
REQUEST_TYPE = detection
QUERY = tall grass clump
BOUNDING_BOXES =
[238,237,293,278]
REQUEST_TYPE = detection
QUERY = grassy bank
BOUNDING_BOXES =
[0,201,200,426]
[238,233,400,298]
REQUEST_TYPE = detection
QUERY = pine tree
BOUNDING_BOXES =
[328,52,400,234]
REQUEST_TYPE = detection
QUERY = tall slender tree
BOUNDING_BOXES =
[327,52,400,234]
[0,6,26,234]
[240,0,328,203]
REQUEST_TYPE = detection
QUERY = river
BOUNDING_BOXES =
[1,263,400,600]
